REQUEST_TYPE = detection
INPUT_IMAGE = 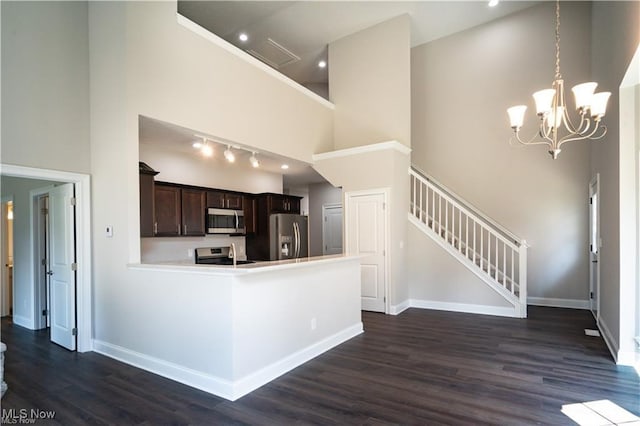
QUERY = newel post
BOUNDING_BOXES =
[518,240,528,318]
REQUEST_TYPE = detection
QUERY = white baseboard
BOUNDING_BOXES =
[389,300,410,315]
[11,315,34,330]
[597,317,619,363]
[409,299,518,318]
[527,297,590,310]
[93,339,235,400]
[93,322,363,401]
[231,322,363,400]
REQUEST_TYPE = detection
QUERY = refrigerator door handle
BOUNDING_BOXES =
[294,222,300,258]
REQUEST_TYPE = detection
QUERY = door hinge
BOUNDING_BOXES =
[71,263,78,271]
[324,216,327,222]
[589,197,593,205]
[41,208,49,215]
[590,291,594,299]
[72,328,77,336]
[70,197,77,206]
[41,258,46,266]
[590,244,593,252]
[42,309,48,316]
[382,250,385,256]
[382,202,386,210]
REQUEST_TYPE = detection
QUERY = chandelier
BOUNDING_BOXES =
[507,0,610,159]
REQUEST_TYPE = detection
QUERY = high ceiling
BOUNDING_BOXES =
[178,1,538,89]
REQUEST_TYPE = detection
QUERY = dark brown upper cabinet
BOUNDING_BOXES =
[154,184,182,236]
[181,188,206,236]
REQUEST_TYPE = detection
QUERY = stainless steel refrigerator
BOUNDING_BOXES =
[269,214,309,260]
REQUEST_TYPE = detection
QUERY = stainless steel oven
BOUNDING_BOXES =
[207,208,245,234]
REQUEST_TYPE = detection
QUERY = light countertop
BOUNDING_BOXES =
[129,254,359,276]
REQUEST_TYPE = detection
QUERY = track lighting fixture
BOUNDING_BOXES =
[224,145,235,163]
[249,152,259,168]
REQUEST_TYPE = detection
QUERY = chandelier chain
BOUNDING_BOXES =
[555,0,562,80]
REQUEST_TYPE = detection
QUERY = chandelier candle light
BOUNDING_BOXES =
[507,0,610,159]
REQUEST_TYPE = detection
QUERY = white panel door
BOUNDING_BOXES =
[322,204,343,255]
[346,191,386,312]
[49,183,77,351]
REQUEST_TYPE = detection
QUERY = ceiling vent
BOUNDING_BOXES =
[247,38,300,69]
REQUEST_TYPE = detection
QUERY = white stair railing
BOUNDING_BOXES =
[409,167,528,318]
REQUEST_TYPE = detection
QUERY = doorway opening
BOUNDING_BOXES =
[589,173,600,321]
[0,165,92,352]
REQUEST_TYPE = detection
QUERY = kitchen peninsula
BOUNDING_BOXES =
[110,254,362,401]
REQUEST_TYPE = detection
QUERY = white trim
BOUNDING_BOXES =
[93,340,235,400]
[390,299,410,315]
[598,316,619,363]
[11,314,34,330]
[527,297,590,310]
[176,14,334,110]
[231,322,363,400]
[409,299,518,318]
[344,188,391,314]
[312,141,411,162]
[0,163,93,352]
[94,322,363,401]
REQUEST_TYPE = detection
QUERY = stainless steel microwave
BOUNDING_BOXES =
[207,208,245,234]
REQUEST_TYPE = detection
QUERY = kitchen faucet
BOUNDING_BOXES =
[229,243,237,267]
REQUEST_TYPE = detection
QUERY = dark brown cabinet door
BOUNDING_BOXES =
[139,173,155,237]
[206,191,225,209]
[225,193,243,210]
[154,184,181,236]
[268,195,286,213]
[285,196,301,214]
[243,196,256,234]
[182,189,206,236]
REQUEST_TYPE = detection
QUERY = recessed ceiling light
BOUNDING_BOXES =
[281,164,289,170]
[239,33,248,42]
[488,0,499,7]
[318,60,327,68]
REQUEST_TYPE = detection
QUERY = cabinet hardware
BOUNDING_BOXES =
[184,224,187,234]
[177,224,180,234]
[154,222,158,234]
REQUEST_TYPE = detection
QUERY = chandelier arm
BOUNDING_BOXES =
[557,124,607,147]
[512,131,553,147]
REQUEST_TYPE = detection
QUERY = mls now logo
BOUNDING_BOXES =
[1,408,56,424]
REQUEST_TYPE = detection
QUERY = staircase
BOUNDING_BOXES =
[409,167,528,318]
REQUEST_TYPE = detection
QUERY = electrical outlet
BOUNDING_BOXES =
[310,317,317,331]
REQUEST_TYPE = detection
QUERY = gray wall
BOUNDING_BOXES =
[0,177,59,327]
[1,1,90,173]
[308,182,342,257]
[411,2,593,304]
[590,1,640,357]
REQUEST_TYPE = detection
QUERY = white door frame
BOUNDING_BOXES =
[589,173,601,321]
[0,164,92,352]
[1,195,14,317]
[344,188,390,314]
[322,202,343,255]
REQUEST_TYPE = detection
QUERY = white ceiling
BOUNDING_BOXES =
[178,1,539,87]
[138,116,328,189]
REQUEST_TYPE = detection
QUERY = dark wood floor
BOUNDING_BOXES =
[1,307,638,425]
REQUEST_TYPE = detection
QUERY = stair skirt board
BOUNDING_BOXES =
[408,215,521,308]
[527,297,589,310]
[393,299,519,318]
